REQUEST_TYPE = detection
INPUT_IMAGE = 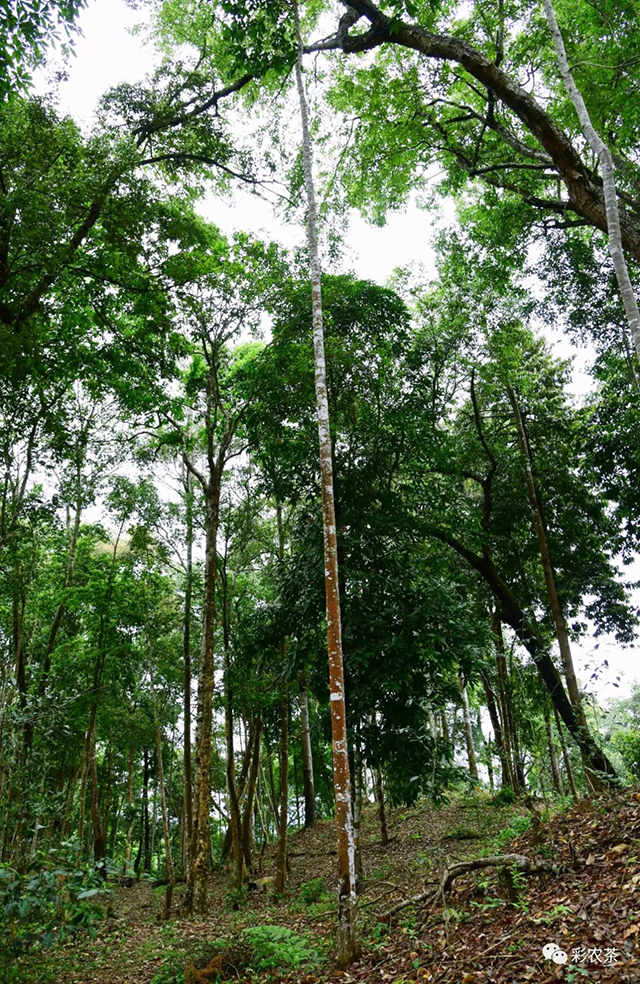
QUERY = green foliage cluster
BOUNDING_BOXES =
[492,813,532,850]
[614,731,640,779]
[239,925,325,972]
[298,876,330,905]
[0,850,110,977]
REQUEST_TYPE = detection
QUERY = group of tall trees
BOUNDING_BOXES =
[2,0,640,966]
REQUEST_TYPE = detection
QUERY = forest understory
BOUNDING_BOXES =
[14,790,640,984]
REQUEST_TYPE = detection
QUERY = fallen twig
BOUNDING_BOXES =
[379,853,562,920]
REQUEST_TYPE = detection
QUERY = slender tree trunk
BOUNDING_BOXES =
[374,767,389,846]
[299,671,316,827]
[352,734,364,889]
[109,794,121,857]
[255,776,270,847]
[293,744,301,829]
[182,470,194,877]
[260,760,279,837]
[543,0,640,360]
[459,673,479,781]
[508,385,612,792]
[13,589,31,754]
[90,744,107,869]
[224,688,245,891]
[476,707,493,790]
[78,528,121,856]
[293,21,359,958]
[544,703,563,796]
[480,669,513,789]
[554,706,579,801]
[135,748,150,879]
[155,719,174,919]
[275,674,289,894]
[77,702,97,852]
[241,716,262,873]
[150,769,159,873]
[188,478,221,912]
[39,493,82,697]
[264,727,280,831]
[221,733,254,862]
[29,773,46,857]
[123,744,135,875]
[492,616,520,793]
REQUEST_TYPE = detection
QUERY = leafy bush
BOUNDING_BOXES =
[0,849,111,974]
[614,730,640,779]
[491,786,516,806]
[493,813,532,848]
[298,877,330,905]
[239,925,324,971]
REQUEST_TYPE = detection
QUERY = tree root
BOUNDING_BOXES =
[379,853,562,920]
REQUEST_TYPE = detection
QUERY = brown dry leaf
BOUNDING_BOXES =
[623,923,640,938]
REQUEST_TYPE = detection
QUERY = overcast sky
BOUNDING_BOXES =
[32,0,639,705]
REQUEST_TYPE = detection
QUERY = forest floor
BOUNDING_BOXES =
[16,789,640,984]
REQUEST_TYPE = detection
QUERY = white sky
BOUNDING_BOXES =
[32,0,639,706]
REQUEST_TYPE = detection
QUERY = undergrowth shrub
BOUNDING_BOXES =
[239,925,324,971]
[614,730,640,779]
[0,846,111,979]
[298,877,329,905]
[493,813,532,848]
[491,786,516,806]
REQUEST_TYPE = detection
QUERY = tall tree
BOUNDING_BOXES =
[294,5,359,964]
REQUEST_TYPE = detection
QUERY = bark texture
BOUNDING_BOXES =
[294,4,360,964]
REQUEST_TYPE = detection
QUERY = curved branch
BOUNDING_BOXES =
[310,0,640,261]
[380,852,561,920]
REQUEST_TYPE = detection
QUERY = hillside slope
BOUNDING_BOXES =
[18,791,640,983]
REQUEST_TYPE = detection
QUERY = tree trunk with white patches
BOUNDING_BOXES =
[459,673,479,781]
[294,4,360,964]
[543,0,640,361]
